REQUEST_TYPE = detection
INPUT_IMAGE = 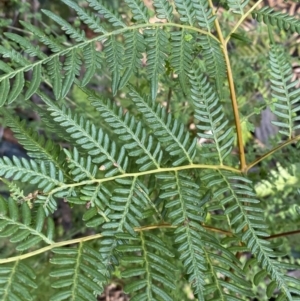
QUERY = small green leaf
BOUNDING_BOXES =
[8,72,24,104]
[35,206,45,232]
[8,199,19,221]
[25,64,41,99]
[266,280,277,298]
[16,236,42,251]
[21,202,31,226]
[0,77,10,107]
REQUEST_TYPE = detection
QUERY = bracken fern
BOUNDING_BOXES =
[0,0,300,300]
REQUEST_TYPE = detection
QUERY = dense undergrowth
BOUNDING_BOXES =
[0,0,300,300]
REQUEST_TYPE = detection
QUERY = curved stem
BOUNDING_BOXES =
[0,223,230,264]
[224,0,265,44]
[209,0,246,171]
[246,135,300,172]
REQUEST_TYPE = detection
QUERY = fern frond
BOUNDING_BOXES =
[46,56,63,100]
[170,29,194,94]
[202,235,254,300]
[42,10,86,42]
[83,203,111,227]
[204,170,298,299]
[61,0,107,34]
[198,35,227,98]
[108,177,149,235]
[117,231,177,301]
[91,96,163,171]
[0,46,29,66]
[80,183,111,209]
[39,93,127,177]
[90,177,151,286]
[61,49,82,98]
[119,30,145,89]
[0,197,54,250]
[50,243,105,301]
[104,36,124,94]
[0,260,37,301]
[128,87,197,166]
[86,0,126,28]
[252,6,300,34]
[19,21,65,53]
[145,27,169,100]
[6,182,27,204]
[64,148,97,181]
[125,0,149,23]
[153,0,174,22]
[4,32,47,59]
[1,108,68,174]
[174,0,195,26]
[81,43,103,87]
[269,45,300,138]
[0,45,28,104]
[0,156,63,193]
[190,69,234,164]
[158,171,206,300]
[0,60,14,73]
[191,0,216,30]
[226,0,250,15]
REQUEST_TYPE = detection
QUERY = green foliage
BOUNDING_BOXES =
[0,0,300,300]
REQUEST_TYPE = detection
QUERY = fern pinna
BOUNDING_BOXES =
[0,0,300,300]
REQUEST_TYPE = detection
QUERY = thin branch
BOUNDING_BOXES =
[246,135,300,172]
[224,0,265,44]
[0,223,229,264]
[208,0,246,171]
[266,229,300,240]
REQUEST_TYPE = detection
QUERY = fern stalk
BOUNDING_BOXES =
[208,0,246,171]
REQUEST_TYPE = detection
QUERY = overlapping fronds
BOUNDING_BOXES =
[0,27,99,104]
[145,28,170,100]
[198,35,227,98]
[0,196,54,250]
[252,6,300,34]
[50,243,105,301]
[202,236,254,300]
[119,30,145,89]
[268,45,300,138]
[174,0,195,26]
[203,170,300,299]
[1,108,67,173]
[0,260,37,301]
[125,0,149,23]
[158,171,207,299]
[128,87,197,166]
[86,0,126,28]
[84,177,151,289]
[39,93,128,177]
[153,0,174,21]
[192,0,216,30]
[64,148,97,182]
[170,29,194,94]
[0,156,63,193]
[117,231,177,301]
[61,0,107,34]
[190,68,234,164]
[0,0,300,300]
[227,0,250,15]
[90,96,163,171]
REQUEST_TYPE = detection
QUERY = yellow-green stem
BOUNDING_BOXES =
[208,0,246,171]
